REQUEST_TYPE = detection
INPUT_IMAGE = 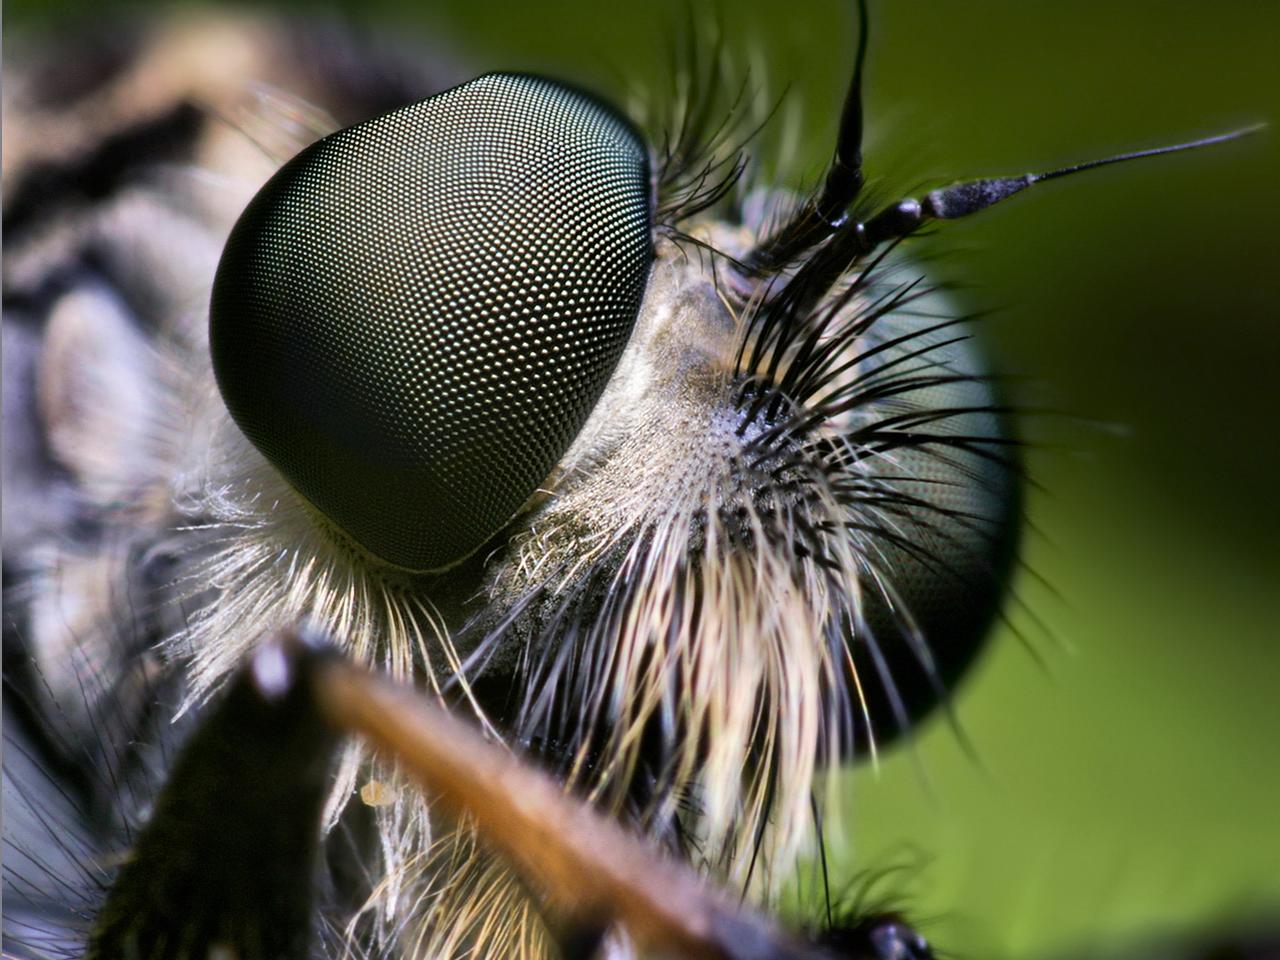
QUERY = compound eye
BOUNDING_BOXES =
[211,74,652,572]
[850,317,1021,748]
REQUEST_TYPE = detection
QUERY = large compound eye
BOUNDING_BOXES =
[211,74,652,572]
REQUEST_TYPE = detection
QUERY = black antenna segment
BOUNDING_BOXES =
[748,123,1263,321]
[741,0,1263,276]
[747,0,871,272]
[856,124,1264,252]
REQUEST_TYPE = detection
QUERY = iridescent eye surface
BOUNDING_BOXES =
[211,73,652,572]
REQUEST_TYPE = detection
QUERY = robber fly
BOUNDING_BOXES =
[1,4,1262,959]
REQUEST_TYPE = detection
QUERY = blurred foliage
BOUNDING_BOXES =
[8,1,1278,956]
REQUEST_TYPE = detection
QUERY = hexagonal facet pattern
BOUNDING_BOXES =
[211,74,652,570]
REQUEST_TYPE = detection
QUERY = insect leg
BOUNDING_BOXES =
[86,640,340,960]
[305,629,940,960]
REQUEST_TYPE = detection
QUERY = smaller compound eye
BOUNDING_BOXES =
[850,317,1021,748]
[818,912,934,960]
[868,921,933,960]
[211,73,652,572]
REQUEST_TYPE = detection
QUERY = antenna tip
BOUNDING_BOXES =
[1230,121,1269,139]
[1197,121,1269,146]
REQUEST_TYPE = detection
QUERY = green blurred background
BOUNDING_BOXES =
[9,1,1278,956]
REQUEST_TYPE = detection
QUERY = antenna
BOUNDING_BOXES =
[745,123,1264,329]
[921,124,1267,221]
[747,0,872,272]
[851,124,1264,260]
[738,0,1265,274]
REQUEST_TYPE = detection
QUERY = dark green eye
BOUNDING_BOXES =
[210,73,652,572]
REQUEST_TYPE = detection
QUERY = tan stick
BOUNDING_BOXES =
[311,653,827,960]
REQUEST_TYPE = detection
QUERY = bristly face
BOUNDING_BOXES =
[181,24,1021,954]
[2,6,1255,960]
